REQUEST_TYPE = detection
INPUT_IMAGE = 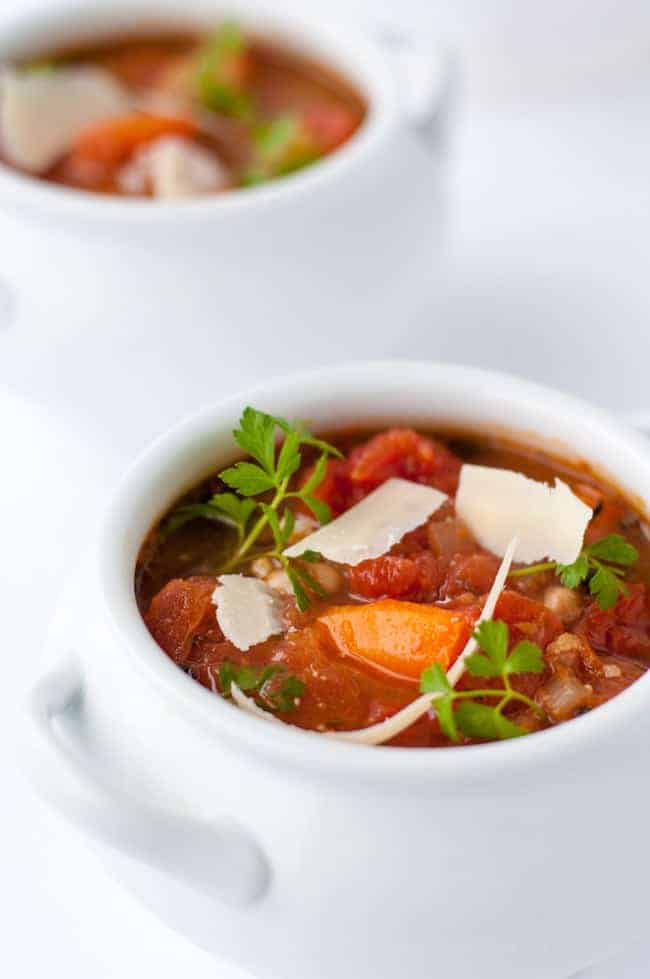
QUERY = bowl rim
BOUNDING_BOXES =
[99,360,650,783]
[0,0,399,224]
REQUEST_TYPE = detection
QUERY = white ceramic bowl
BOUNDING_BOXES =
[0,0,445,361]
[24,361,650,979]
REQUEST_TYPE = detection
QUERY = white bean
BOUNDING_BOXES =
[543,586,582,625]
[307,562,342,595]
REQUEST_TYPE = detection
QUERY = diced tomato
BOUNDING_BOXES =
[69,112,196,166]
[318,599,472,679]
[144,576,219,665]
[441,552,502,599]
[347,428,462,495]
[493,590,563,648]
[303,428,463,516]
[347,552,444,601]
[579,583,650,659]
[303,103,359,152]
[427,517,476,558]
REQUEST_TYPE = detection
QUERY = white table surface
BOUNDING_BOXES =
[4,2,650,976]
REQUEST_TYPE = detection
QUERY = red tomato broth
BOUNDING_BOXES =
[2,27,366,196]
[136,426,650,747]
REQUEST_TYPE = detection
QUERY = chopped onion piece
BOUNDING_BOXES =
[456,464,591,565]
[212,575,283,651]
[326,537,518,745]
[117,135,229,198]
[284,477,447,565]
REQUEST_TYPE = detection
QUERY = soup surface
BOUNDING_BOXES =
[136,410,650,747]
[0,23,366,197]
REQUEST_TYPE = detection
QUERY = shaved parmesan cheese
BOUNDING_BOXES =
[283,477,447,565]
[456,465,591,565]
[0,67,129,172]
[118,136,229,198]
[327,537,518,745]
[213,575,283,651]
[231,683,283,724]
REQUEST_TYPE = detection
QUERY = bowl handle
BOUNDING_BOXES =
[376,28,454,149]
[24,651,270,905]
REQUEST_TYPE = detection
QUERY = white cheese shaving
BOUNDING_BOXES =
[117,135,229,199]
[0,67,129,172]
[231,683,283,724]
[212,575,283,652]
[455,464,591,565]
[283,477,447,565]
[326,537,518,745]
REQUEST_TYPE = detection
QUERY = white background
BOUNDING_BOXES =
[3,1,650,976]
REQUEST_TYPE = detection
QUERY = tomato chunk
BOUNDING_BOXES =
[318,599,472,679]
[304,428,462,516]
[441,552,501,599]
[70,112,196,165]
[303,103,359,152]
[579,583,650,659]
[347,428,462,495]
[347,553,443,601]
[494,590,563,648]
[144,576,218,665]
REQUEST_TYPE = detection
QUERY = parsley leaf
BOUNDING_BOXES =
[301,494,332,525]
[504,640,545,675]
[558,553,590,589]
[420,620,546,744]
[232,406,277,475]
[195,21,253,119]
[296,549,323,563]
[419,664,460,742]
[586,534,638,565]
[511,533,639,610]
[588,566,622,610]
[165,406,340,611]
[242,116,322,186]
[420,662,452,695]
[271,674,306,712]
[162,492,256,539]
[465,620,508,677]
[271,415,343,459]
[455,702,526,741]
[220,461,277,496]
[218,661,305,712]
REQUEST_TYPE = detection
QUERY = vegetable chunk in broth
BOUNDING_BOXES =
[0,23,366,197]
[136,409,650,747]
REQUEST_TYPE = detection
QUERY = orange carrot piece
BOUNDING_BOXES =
[69,112,196,165]
[318,600,472,680]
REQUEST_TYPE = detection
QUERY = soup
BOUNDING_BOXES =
[136,408,650,747]
[0,23,366,197]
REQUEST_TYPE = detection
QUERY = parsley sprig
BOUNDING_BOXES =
[509,533,638,610]
[166,407,340,610]
[218,661,305,712]
[420,620,546,743]
[196,21,253,119]
[243,115,321,186]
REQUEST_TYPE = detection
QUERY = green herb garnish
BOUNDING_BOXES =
[509,533,639,610]
[420,620,546,743]
[163,493,257,540]
[218,661,305,712]
[196,21,253,119]
[167,406,340,610]
[242,115,321,186]
[23,60,59,74]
